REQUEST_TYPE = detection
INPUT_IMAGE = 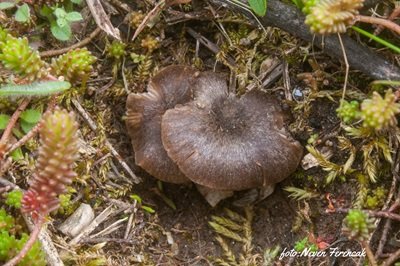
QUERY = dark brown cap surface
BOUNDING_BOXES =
[161,73,303,190]
[125,65,198,183]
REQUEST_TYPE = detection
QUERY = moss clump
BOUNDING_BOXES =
[342,209,374,241]
[0,209,46,265]
[106,41,127,60]
[360,90,400,130]
[337,100,360,124]
[364,187,387,209]
[141,35,159,53]
[51,48,96,83]
[0,209,15,232]
[130,11,145,28]
[5,190,23,209]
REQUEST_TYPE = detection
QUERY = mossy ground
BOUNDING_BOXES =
[1,0,399,265]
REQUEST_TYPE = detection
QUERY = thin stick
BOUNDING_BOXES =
[335,207,400,221]
[4,216,45,266]
[40,28,101,58]
[374,5,400,35]
[338,33,349,108]
[362,241,378,266]
[383,248,400,266]
[5,96,58,156]
[355,15,400,36]
[0,98,30,158]
[376,219,392,258]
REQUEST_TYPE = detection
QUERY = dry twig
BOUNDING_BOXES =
[40,28,101,58]
[355,15,400,35]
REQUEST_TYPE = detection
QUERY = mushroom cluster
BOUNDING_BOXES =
[126,65,303,205]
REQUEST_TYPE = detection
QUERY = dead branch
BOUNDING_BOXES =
[209,0,400,80]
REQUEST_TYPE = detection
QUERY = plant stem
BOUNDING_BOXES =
[383,247,400,266]
[362,240,378,266]
[40,27,101,58]
[355,15,400,36]
[374,6,400,35]
[3,215,45,266]
[5,95,58,157]
[351,26,400,54]
[0,98,30,159]
[336,207,400,221]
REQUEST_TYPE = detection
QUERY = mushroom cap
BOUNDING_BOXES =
[125,65,198,183]
[161,73,303,190]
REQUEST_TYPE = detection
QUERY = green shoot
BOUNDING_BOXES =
[352,26,400,54]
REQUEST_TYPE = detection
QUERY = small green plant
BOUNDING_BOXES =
[0,209,15,232]
[5,190,23,209]
[5,108,79,265]
[360,90,400,131]
[209,207,259,265]
[51,7,82,41]
[0,208,46,266]
[364,186,387,209]
[58,187,78,215]
[106,41,127,60]
[0,2,31,24]
[51,48,96,84]
[342,210,374,241]
[0,34,47,81]
[39,4,82,41]
[129,194,155,214]
[304,0,363,34]
[294,237,318,252]
[284,186,319,200]
[336,100,360,124]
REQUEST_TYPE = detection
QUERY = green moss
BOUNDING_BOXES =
[5,190,23,209]
[336,100,360,124]
[0,209,15,232]
[343,210,374,241]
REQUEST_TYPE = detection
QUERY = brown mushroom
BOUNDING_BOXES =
[125,65,199,183]
[161,72,303,191]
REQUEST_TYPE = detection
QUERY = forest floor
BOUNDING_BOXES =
[1,0,400,265]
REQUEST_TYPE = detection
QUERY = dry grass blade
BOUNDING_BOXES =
[86,0,121,40]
